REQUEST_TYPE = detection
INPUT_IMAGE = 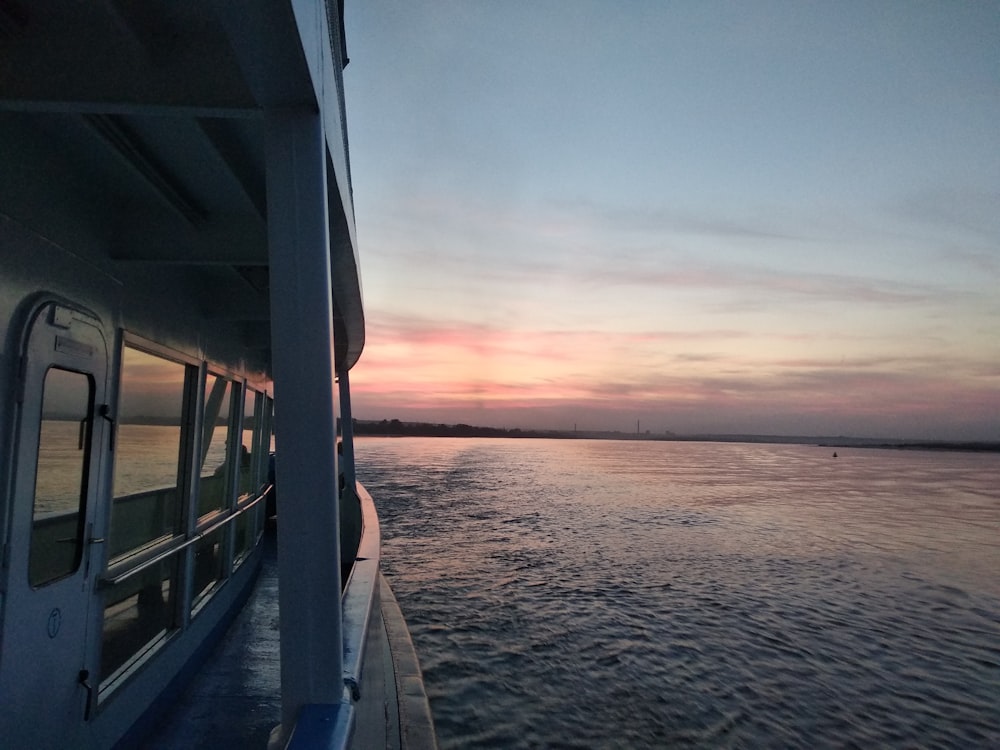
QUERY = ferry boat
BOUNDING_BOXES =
[0,1,435,747]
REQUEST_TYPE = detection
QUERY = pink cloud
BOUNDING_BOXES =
[350,315,1000,440]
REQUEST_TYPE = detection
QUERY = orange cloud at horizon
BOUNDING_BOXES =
[348,315,999,440]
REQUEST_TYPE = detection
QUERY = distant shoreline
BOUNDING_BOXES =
[353,419,1000,453]
[44,415,997,453]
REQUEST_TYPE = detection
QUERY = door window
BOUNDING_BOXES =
[29,367,94,587]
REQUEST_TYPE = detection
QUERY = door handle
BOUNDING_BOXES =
[99,404,115,451]
[78,669,94,720]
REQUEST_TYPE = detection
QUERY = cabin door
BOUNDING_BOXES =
[0,302,109,746]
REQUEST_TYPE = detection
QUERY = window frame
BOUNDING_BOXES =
[98,333,199,698]
[94,332,273,697]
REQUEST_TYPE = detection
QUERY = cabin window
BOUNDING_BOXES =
[233,388,260,566]
[100,558,179,686]
[233,507,252,569]
[259,395,273,531]
[29,367,93,587]
[190,373,235,608]
[197,373,234,520]
[265,396,275,453]
[238,388,259,502]
[101,345,190,692]
[107,347,188,560]
[257,395,275,537]
[192,528,226,607]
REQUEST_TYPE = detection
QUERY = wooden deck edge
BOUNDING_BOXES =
[379,573,439,750]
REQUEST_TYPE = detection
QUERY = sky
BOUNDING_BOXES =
[342,1,1000,440]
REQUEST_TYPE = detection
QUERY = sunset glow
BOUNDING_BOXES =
[344,2,999,440]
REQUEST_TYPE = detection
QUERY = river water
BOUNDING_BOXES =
[357,437,1000,749]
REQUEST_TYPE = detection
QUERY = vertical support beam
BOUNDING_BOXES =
[337,369,356,492]
[265,110,343,742]
[179,360,207,632]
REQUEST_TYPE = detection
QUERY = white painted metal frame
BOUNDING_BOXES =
[265,108,344,744]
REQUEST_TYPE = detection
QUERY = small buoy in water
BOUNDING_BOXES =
[833,451,838,458]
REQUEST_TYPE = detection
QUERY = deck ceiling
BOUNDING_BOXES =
[0,0,351,369]
[0,0,313,112]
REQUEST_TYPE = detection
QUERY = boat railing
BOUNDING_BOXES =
[340,481,380,699]
[285,479,381,749]
[28,478,269,598]
[95,482,271,698]
[100,491,266,589]
[106,485,180,561]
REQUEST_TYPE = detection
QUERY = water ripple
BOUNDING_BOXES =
[361,438,1000,749]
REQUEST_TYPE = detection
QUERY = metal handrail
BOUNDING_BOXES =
[99,490,267,589]
[340,481,380,701]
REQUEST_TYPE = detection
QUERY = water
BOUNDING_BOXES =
[34,422,235,515]
[357,438,1000,749]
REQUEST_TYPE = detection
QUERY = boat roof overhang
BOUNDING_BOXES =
[0,0,364,374]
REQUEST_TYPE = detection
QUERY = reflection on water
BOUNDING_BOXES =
[33,422,232,515]
[359,438,1000,749]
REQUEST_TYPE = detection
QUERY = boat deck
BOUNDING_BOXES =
[143,531,436,749]
[144,535,282,748]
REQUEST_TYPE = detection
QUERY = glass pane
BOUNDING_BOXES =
[263,397,275,525]
[100,554,179,686]
[233,509,252,568]
[266,397,275,453]
[192,528,225,608]
[198,374,232,518]
[30,368,92,586]
[109,347,186,561]
[238,388,258,502]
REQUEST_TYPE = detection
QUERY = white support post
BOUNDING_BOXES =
[337,369,356,492]
[265,110,343,743]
